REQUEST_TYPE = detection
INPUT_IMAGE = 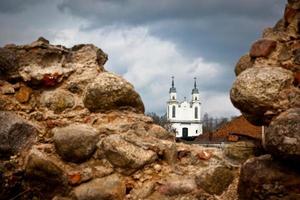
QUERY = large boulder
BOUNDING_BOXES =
[101,134,157,172]
[230,66,297,125]
[53,124,99,163]
[0,111,36,158]
[238,155,300,200]
[265,108,300,162]
[1,38,108,87]
[71,174,126,200]
[83,72,144,113]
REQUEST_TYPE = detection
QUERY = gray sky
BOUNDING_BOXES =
[0,0,285,117]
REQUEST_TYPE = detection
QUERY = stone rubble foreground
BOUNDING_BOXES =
[0,37,239,200]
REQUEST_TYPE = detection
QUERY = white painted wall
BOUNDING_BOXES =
[167,94,203,138]
[172,122,203,137]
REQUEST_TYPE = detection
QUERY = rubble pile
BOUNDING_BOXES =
[0,38,238,200]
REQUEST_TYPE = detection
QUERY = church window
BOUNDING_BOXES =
[195,107,198,119]
[172,105,176,118]
[195,97,197,100]
[172,96,175,100]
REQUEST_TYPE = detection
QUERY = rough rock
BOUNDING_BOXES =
[158,177,197,196]
[40,89,75,113]
[70,44,108,67]
[249,39,277,58]
[1,37,108,87]
[71,174,125,200]
[224,141,256,162]
[53,124,99,163]
[288,0,300,9]
[0,81,15,94]
[67,168,94,186]
[15,85,32,103]
[284,5,298,25]
[83,72,144,113]
[265,108,300,162]
[230,66,297,125]
[25,147,66,184]
[238,155,300,200]
[147,124,174,140]
[101,134,157,172]
[235,54,254,76]
[195,166,235,195]
[0,48,18,78]
[278,44,292,61]
[0,111,36,158]
[131,181,156,199]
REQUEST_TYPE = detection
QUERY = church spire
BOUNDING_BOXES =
[192,77,199,94]
[169,76,176,93]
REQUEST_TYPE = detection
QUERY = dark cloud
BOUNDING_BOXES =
[57,0,285,65]
[58,0,284,26]
[0,0,42,13]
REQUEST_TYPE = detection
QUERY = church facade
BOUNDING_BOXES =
[167,77,203,138]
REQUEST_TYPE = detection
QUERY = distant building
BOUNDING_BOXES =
[166,77,203,138]
[196,115,263,143]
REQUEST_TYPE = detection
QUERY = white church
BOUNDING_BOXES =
[167,77,203,139]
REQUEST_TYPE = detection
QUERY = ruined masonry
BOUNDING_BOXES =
[0,38,238,200]
[231,0,300,199]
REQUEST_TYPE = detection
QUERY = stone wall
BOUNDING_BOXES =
[230,0,300,199]
[0,38,239,200]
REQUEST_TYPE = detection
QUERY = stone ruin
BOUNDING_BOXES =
[1,0,300,199]
[231,0,300,199]
[0,38,239,200]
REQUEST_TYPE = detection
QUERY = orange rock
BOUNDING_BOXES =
[68,172,81,185]
[197,150,212,160]
[15,85,32,103]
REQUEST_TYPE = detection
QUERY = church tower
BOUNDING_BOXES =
[192,77,200,102]
[167,76,178,120]
[191,77,201,120]
[169,76,177,101]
